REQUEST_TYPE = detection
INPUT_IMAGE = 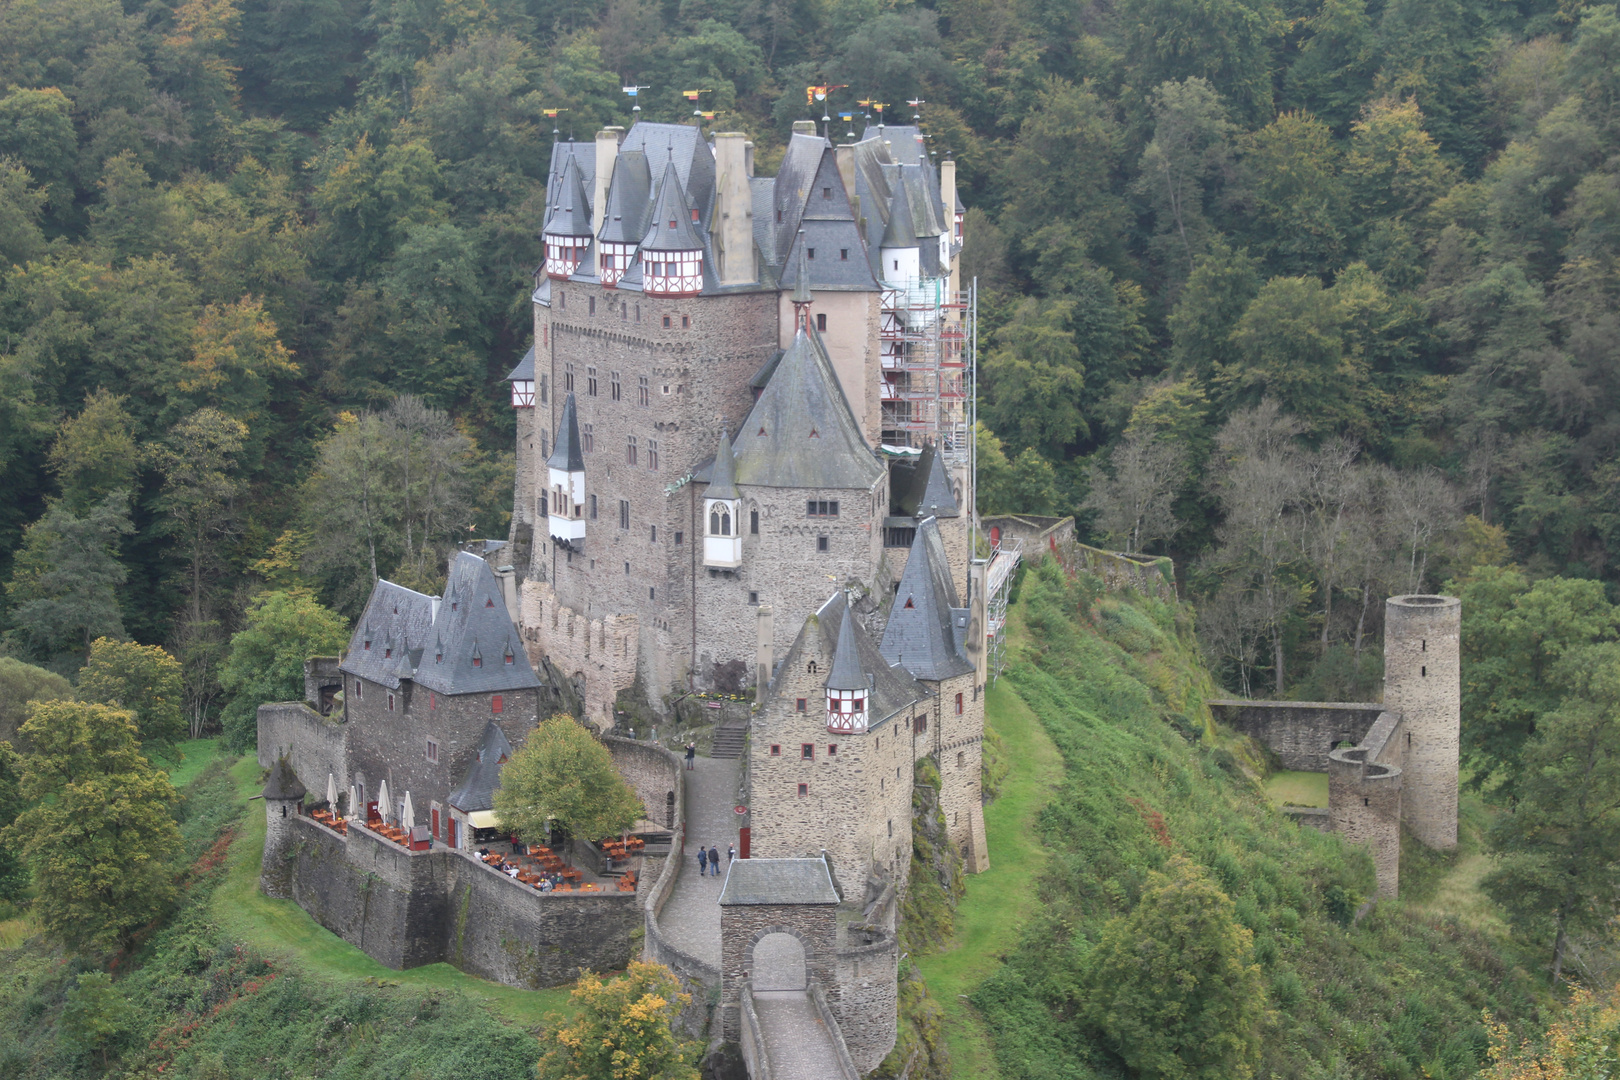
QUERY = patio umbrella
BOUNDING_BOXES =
[402,790,415,830]
[327,773,338,812]
[349,785,359,820]
[378,779,391,825]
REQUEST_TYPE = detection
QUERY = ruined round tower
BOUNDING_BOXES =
[1384,595,1461,850]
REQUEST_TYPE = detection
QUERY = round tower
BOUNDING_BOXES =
[1384,594,1461,850]
[260,756,307,899]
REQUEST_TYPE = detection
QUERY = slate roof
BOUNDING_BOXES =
[543,154,594,239]
[881,517,974,681]
[619,122,714,222]
[598,150,652,243]
[548,393,584,472]
[891,443,959,518]
[707,428,739,500]
[447,721,514,813]
[767,592,927,728]
[718,857,840,905]
[546,142,595,206]
[339,553,541,697]
[262,756,306,801]
[639,161,703,251]
[505,345,534,383]
[825,603,867,690]
[731,328,883,491]
[881,180,918,248]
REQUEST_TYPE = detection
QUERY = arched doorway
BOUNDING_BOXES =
[752,932,807,991]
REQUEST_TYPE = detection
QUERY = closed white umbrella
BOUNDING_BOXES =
[377,779,391,825]
[327,773,338,812]
[402,790,415,831]
[349,785,359,821]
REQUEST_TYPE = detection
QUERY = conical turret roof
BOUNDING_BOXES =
[641,162,703,251]
[707,427,738,500]
[791,240,812,305]
[262,756,306,801]
[825,602,867,691]
[544,154,594,239]
[880,517,973,681]
[881,180,918,249]
[597,151,653,243]
[548,393,584,471]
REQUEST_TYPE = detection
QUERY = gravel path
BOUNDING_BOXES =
[657,754,739,969]
[752,990,847,1080]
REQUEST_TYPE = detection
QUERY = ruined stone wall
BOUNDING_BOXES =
[257,702,346,798]
[1209,700,1387,772]
[928,670,989,873]
[1329,710,1406,898]
[1386,595,1461,850]
[1048,537,1176,603]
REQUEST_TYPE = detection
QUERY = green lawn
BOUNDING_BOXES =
[212,754,576,1029]
[162,737,224,789]
[916,607,1063,1080]
[1265,769,1329,808]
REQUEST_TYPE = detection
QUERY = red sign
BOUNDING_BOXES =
[734,805,747,815]
[705,701,723,709]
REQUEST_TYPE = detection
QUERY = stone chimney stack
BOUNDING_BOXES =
[592,127,623,237]
[941,157,961,298]
[836,143,858,222]
[714,132,757,286]
[755,605,775,690]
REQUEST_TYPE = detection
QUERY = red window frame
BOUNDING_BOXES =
[801,743,814,760]
[769,744,781,756]
[797,783,808,796]
[828,744,838,756]
[492,695,504,714]
[955,692,964,715]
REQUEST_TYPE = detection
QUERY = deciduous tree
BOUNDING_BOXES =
[217,589,350,750]
[1084,428,1188,554]
[3,492,133,671]
[77,637,185,751]
[46,388,139,514]
[538,960,701,1080]
[494,715,643,843]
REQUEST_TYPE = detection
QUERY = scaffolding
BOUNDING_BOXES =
[984,535,1021,683]
[879,278,972,463]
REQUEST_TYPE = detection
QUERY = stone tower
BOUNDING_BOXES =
[1384,594,1461,850]
[260,756,306,899]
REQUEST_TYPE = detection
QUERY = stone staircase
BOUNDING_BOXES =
[711,720,748,759]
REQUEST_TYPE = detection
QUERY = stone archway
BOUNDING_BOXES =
[751,931,808,991]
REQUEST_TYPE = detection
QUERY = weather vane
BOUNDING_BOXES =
[622,85,650,114]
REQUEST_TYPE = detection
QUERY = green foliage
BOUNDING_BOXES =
[5,699,181,954]
[217,589,350,750]
[970,561,1538,1079]
[77,637,186,751]
[0,656,73,745]
[3,492,133,671]
[494,715,644,842]
[59,972,136,1067]
[45,388,139,514]
[537,961,701,1080]
[0,740,26,902]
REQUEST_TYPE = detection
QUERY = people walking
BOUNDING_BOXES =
[697,844,708,875]
[709,845,721,875]
[684,741,696,770]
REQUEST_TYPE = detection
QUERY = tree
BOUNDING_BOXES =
[494,715,643,843]
[980,297,1088,458]
[1082,855,1267,1079]
[3,493,133,671]
[1235,111,1348,276]
[157,408,247,627]
[180,298,297,467]
[0,741,27,902]
[0,158,47,266]
[1480,984,1620,1079]
[1134,78,1235,276]
[0,656,73,746]
[1001,79,1125,269]
[1343,96,1456,225]
[1113,0,1284,125]
[2,700,181,954]
[59,972,136,1068]
[1482,643,1620,985]
[217,589,350,750]
[1453,566,1619,799]
[78,637,186,751]
[1168,240,1261,383]
[1084,429,1189,554]
[0,87,77,210]
[46,389,139,514]
[538,960,702,1080]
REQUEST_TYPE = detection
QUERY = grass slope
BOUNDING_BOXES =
[915,618,1064,1079]
[1266,770,1330,808]
[964,560,1544,1080]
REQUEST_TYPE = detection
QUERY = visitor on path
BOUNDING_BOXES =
[685,742,696,769]
[697,845,708,875]
[727,843,735,865]
[709,845,721,875]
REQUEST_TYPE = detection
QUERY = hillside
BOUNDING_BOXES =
[919,558,1545,1080]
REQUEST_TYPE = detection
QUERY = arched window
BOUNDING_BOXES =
[710,508,720,535]
[721,509,731,535]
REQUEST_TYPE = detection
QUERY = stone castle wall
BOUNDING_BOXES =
[1385,595,1461,850]
[257,703,346,799]
[1208,700,1387,772]
[519,577,639,730]
[1328,711,1405,897]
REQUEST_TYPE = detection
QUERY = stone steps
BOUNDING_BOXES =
[711,723,747,759]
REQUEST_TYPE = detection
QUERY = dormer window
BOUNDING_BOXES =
[504,650,514,665]
[364,639,371,650]
[472,655,482,668]
[435,651,442,663]
[485,597,495,608]
[384,647,392,658]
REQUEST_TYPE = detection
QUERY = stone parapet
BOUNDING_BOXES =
[1209,700,1387,772]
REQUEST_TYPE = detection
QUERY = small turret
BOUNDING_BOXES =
[703,428,742,568]
[260,756,306,899]
[826,604,868,733]
[880,182,919,284]
[641,162,703,297]
[547,393,586,547]
[543,155,593,280]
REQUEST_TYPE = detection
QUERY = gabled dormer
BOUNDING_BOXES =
[547,393,586,546]
[597,150,651,287]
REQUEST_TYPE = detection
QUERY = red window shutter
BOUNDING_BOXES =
[492,695,504,714]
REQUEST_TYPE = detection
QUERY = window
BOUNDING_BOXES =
[354,680,362,700]
[539,494,548,518]
[626,435,638,465]
[822,186,831,199]
[750,509,759,534]
[540,374,548,403]
[817,536,830,552]
[674,530,682,545]
[710,505,731,535]
[624,561,630,575]
[590,494,598,519]
[492,695,504,714]
[840,248,848,260]
[798,783,808,797]
[648,439,659,471]
[776,209,783,223]
[801,743,814,759]
[559,291,565,309]
[887,820,893,837]
[582,423,594,452]
[650,525,657,543]
[770,744,781,756]
[796,697,807,712]
[957,751,965,767]
[638,376,650,406]
[807,500,839,517]
[827,744,837,756]
[472,655,482,668]
[662,314,672,328]
[619,500,630,529]
[505,649,514,665]
[681,314,690,329]
[611,371,621,400]
[587,366,598,395]
[915,714,926,734]
[807,247,815,260]
[426,738,439,763]
[363,638,371,651]
[893,259,899,271]
[816,313,827,332]
[588,295,595,315]
[564,362,575,392]
[749,591,759,604]
[955,692,964,715]
[387,693,395,712]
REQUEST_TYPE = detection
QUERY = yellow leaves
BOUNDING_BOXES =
[180,295,297,398]
[539,962,699,1080]
[165,0,242,82]
[1479,987,1620,1079]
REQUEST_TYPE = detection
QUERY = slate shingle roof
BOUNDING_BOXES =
[731,328,882,491]
[707,427,739,500]
[547,392,584,472]
[641,162,703,251]
[880,517,974,681]
[891,443,959,518]
[719,858,840,905]
[339,553,541,697]
[543,154,594,239]
[262,756,306,801]
[598,151,652,243]
[766,592,927,728]
[505,345,534,383]
[825,603,867,690]
[447,721,514,813]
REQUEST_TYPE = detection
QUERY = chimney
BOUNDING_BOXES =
[714,132,757,286]
[792,119,817,136]
[430,595,441,623]
[755,605,775,691]
[836,143,858,222]
[593,127,623,236]
[941,156,960,297]
[494,566,520,628]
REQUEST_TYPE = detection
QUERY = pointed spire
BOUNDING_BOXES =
[791,235,812,330]
[826,602,867,690]
[544,154,594,239]
[641,161,702,251]
[548,393,584,471]
[708,427,739,500]
[881,179,918,249]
